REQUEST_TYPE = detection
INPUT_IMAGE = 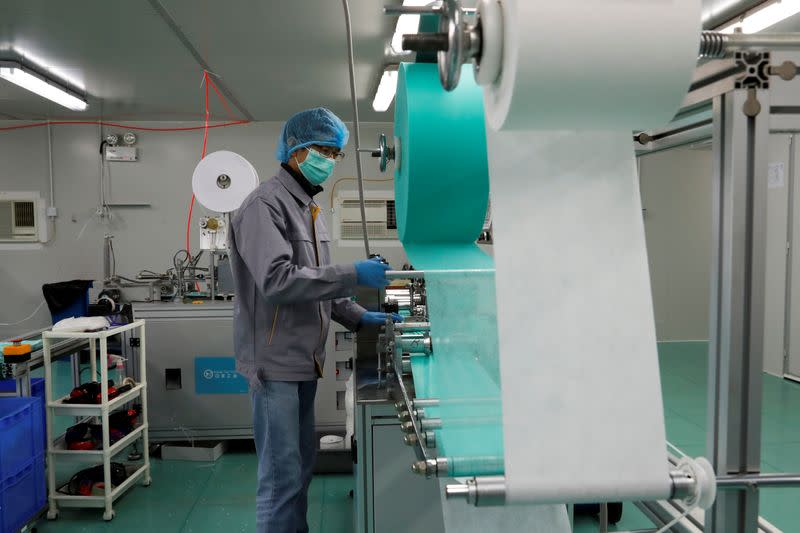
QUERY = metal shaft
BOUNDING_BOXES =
[386,268,495,280]
[403,33,449,52]
[384,5,442,15]
[394,322,431,331]
[700,31,800,58]
[341,0,371,258]
[716,473,800,489]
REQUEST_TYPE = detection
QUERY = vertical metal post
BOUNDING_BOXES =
[599,503,609,533]
[783,135,796,375]
[42,335,57,520]
[706,86,770,533]
[209,252,217,300]
[16,364,31,397]
[139,322,152,485]
[90,337,97,382]
[100,336,112,519]
[70,353,80,388]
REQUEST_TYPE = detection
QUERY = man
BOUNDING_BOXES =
[229,107,401,533]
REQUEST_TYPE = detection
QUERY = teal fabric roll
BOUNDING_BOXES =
[395,63,503,466]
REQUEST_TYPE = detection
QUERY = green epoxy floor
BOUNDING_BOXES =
[33,342,800,532]
[36,449,354,533]
[574,341,800,533]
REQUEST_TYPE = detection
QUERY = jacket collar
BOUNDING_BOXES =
[278,163,322,206]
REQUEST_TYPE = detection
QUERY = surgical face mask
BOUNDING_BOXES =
[296,148,335,185]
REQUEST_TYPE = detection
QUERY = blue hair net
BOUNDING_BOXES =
[275,107,350,163]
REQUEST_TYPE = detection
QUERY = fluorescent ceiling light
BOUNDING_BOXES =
[719,0,800,33]
[373,69,399,112]
[379,1,432,111]
[391,0,435,53]
[0,62,87,111]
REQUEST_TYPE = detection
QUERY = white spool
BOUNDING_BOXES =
[191,150,259,213]
[473,0,503,86]
[678,456,717,510]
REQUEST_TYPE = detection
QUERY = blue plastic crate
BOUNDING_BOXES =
[0,454,46,533]
[0,397,45,479]
[0,379,46,450]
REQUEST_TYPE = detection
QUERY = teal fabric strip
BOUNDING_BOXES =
[397,63,503,468]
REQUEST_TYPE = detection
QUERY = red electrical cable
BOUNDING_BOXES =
[0,120,249,133]
[185,71,212,256]
[207,76,237,121]
[0,69,243,295]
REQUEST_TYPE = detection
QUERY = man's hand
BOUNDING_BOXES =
[359,312,403,327]
[354,258,392,288]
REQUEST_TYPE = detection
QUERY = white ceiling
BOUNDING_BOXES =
[0,0,398,121]
[1,0,799,122]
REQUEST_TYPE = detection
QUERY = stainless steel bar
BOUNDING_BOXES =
[719,32,800,52]
[386,268,494,279]
[669,471,696,501]
[444,476,507,506]
[419,418,441,430]
[394,322,431,331]
[784,134,796,375]
[702,0,764,30]
[209,253,216,300]
[341,0,371,258]
[706,86,770,533]
[716,473,800,489]
[384,5,442,15]
[412,398,439,408]
[398,335,431,354]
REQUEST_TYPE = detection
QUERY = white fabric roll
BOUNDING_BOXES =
[482,0,701,505]
[192,150,259,213]
[483,0,701,131]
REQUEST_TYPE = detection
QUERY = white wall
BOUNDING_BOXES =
[763,134,794,377]
[0,120,402,338]
[638,136,799,377]
[639,145,713,342]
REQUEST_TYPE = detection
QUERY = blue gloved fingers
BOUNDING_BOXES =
[359,311,384,326]
[358,311,403,326]
[354,259,393,288]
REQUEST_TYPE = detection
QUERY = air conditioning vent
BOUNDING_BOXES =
[335,195,398,242]
[0,194,44,243]
[341,221,397,240]
[14,201,35,231]
[386,200,397,230]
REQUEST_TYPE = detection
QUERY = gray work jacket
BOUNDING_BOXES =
[229,168,366,383]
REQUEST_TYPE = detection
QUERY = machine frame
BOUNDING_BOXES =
[635,50,800,533]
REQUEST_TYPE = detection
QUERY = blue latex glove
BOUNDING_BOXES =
[354,258,391,288]
[359,312,404,327]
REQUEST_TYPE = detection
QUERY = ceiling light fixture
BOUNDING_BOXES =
[0,61,87,111]
[373,68,399,112]
[719,0,800,33]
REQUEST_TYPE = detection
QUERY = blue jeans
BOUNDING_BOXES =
[251,380,318,533]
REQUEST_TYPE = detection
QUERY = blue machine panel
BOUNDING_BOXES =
[194,357,248,395]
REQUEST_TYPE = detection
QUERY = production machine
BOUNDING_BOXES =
[100,151,354,445]
[351,1,800,532]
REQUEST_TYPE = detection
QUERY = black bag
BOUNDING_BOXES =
[41,280,93,318]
